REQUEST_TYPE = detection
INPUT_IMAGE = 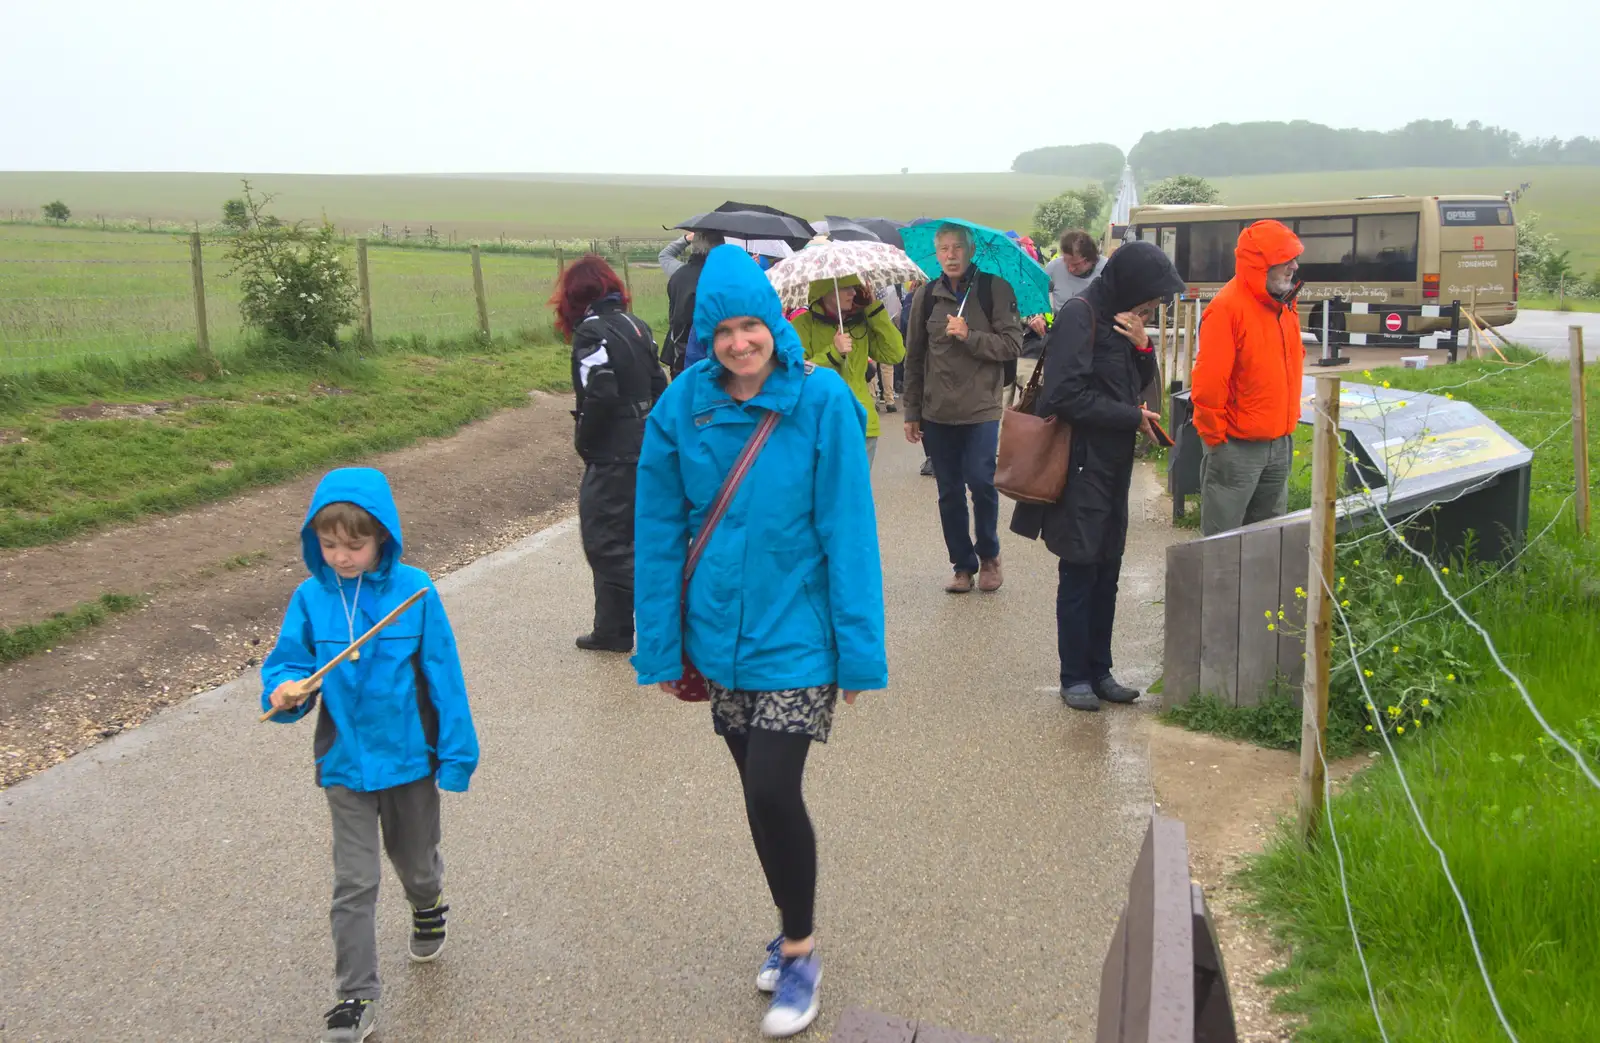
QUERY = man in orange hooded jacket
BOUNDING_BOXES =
[1191,220,1306,536]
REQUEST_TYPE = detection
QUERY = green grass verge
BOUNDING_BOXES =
[0,329,572,549]
[0,592,142,663]
[1242,527,1600,1040]
[1519,295,1600,313]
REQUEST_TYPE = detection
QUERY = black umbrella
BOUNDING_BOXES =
[845,217,910,250]
[671,201,816,248]
[819,216,883,243]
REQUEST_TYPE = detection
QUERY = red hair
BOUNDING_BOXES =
[548,254,630,341]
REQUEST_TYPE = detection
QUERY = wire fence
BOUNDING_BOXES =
[1293,346,1594,1039]
[0,225,677,373]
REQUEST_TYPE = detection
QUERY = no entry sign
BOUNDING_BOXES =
[1385,313,1403,333]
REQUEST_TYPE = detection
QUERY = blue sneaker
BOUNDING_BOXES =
[761,948,821,1038]
[756,934,784,993]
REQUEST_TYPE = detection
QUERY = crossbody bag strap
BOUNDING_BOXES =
[684,408,781,582]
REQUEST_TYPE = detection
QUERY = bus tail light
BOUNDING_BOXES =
[1513,270,1519,302]
[1423,273,1440,299]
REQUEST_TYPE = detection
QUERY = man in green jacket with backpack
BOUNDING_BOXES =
[901,223,1026,594]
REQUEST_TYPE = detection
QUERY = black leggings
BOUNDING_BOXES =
[724,730,816,941]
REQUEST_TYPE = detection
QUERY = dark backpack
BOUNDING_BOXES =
[915,273,1018,387]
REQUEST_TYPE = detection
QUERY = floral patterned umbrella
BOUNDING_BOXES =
[765,236,928,315]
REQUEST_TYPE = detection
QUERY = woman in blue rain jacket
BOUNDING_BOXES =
[632,245,886,1038]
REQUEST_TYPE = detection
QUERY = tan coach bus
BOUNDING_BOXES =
[1127,195,1517,335]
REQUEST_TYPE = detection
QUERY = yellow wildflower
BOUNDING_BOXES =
[1447,673,1456,682]
[1366,724,1375,732]
[1395,574,1405,585]
[1364,669,1375,678]
[1441,567,1450,575]
[1382,380,1391,388]
[1264,610,1272,619]
[1421,698,1430,707]
[1363,370,1372,378]
[1446,392,1455,400]
[1267,623,1276,632]
[1397,725,1406,734]
[1392,645,1400,654]
[1341,599,1350,608]
[1295,586,1306,598]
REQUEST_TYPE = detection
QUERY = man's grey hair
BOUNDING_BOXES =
[934,223,973,249]
[689,231,724,257]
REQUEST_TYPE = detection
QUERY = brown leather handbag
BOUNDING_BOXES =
[995,301,1090,505]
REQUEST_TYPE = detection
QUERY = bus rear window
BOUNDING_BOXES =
[1439,202,1513,227]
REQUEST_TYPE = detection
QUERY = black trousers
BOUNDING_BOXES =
[1056,555,1122,687]
[724,730,816,941]
[578,462,636,642]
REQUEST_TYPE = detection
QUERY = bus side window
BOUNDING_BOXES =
[1352,214,1419,282]
[1187,221,1239,283]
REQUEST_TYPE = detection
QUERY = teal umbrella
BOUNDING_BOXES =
[901,217,1053,318]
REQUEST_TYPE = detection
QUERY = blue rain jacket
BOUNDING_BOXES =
[633,245,888,693]
[261,468,480,793]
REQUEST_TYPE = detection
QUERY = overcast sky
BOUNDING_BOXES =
[2,0,1592,176]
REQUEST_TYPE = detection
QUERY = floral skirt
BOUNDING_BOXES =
[708,680,840,743]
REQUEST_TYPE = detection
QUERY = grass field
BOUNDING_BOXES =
[0,225,669,371]
[1211,166,1600,272]
[0,170,1087,243]
[0,330,572,549]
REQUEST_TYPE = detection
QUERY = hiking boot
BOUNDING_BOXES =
[756,933,784,993]
[575,633,632,653]
[761,948,822,1038]
[977,557,1003,592]
[885,402,899,413]
[408,896,448,963]
[321,998,377,1043]
[945,571,974,594]
[920,457,934,476]
[1093,675,1142,704]
[1061,684,1101,712]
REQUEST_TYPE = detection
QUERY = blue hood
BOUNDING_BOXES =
[300,467,404,583]
[692,245,805,377]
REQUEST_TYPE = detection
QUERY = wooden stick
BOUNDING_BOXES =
[1573,326,1590,537]
[1463,308,1510,363]
[259,588,428,722]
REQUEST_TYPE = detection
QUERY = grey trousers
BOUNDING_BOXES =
[866,435,878,469]
[1200,435,1293,536]
[326,777,444,1000]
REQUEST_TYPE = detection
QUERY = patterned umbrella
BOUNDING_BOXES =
[765,236,927,314]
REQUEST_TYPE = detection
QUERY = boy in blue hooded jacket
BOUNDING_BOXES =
[261,467,479,1043]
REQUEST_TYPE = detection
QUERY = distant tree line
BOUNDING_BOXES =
[1012,121,1600,181]
[1126,120,1600,179]
[1011,143,1126,182]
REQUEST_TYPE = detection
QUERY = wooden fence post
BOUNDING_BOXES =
[555,247,565,278]
[188,233,217,373]
[1156,301,1169,418]
[618,243,632,298]
[1298,375,1341,843]
[356,238,374,343]
[470,245,491,339]
[1573,326,1591,537]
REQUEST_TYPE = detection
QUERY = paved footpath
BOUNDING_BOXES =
[1,433,1179,1043]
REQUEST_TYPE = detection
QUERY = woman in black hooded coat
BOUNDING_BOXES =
[1011,241,1185,712]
